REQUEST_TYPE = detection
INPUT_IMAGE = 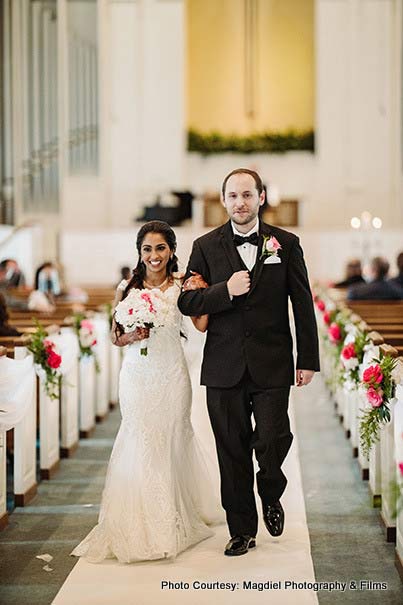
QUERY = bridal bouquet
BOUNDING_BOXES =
[114,289,169,356]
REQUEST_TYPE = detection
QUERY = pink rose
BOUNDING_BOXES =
[366,386,383,408]
[43,339,55,351]
[270,236,281,251]
[316,300,325,312]
[398,462,403,477]
[363,364,383,385]
[342,343,356,360]
[323,311,331,325]
[328,322,341,343]
[80,319,94,332]
[91,339,97,346]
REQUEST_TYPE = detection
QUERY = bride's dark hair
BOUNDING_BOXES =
[121,220,179,301]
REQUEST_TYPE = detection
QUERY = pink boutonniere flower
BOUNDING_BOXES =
[259,235,282,261]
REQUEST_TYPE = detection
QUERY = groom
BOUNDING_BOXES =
[178,168,319,556]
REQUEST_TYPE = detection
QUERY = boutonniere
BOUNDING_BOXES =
[259,235,282,261]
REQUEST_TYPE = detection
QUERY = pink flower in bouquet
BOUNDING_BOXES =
[328,322,341,342]
[323,311,331,325]
[80,319,94,332]
[366,386,383,408]
[316,300,325,312]
[342,343,356,360]
[47,350,62,370]
[398,462,403,477]
[140,292,156,313]
[43,339,55,352]
[363,364,383,385]
[91,339,97,346]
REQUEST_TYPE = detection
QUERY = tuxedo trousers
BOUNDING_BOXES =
[206,371,292,538]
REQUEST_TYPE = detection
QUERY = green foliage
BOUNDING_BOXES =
[359,408,383,459]
[187,128,315,155]
[355,330,370,363]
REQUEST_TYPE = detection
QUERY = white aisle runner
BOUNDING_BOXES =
[53,328,318,605]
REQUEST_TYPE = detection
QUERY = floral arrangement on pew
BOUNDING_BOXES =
[27,321,62,400]
[359,352,397,458]
[73,313,100,373]
[339,329,369,390]
[313,293,352,390]
[314,295,348,351]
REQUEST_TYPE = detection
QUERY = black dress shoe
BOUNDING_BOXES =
[262,501,284,536]
[224,535,256,556]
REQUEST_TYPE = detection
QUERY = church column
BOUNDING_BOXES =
[314,0,399,228]
[139,0,186,193]
[107,0,186,226]
[1,0,14,224]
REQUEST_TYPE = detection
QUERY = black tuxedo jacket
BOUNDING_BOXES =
[178,220,320,388]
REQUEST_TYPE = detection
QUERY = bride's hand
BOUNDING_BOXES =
[182,271,209,291]
[133,326,150,341]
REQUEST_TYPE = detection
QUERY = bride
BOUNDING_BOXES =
[72,220,219,564]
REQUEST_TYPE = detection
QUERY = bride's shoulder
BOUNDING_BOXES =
[117,279,129,292]
[113,279,129,308]
[172,271,185,285]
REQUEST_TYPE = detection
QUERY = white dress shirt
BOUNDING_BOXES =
[231,220,259,271]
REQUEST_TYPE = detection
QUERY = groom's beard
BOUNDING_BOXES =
[230,209,259,226]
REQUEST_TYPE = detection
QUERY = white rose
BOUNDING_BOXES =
[341,356,359,371]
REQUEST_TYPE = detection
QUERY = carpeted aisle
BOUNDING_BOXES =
[52,328,318,605]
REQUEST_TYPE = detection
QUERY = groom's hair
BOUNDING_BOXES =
[221,168,264,197]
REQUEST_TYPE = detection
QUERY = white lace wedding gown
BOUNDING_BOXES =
[72,282,220,564]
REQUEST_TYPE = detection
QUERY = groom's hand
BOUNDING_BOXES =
[227,271,250,297]
[296,369,315,387]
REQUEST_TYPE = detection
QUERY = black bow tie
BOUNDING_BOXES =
[233,232,259,247]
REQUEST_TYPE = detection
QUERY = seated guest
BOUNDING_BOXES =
[0,263,28,310]
[2,258,26,288]
[0,294,21,337]
[388,251,403,290]
[348,257,402,300]
[35,262,61,301]
[333,259,365,288]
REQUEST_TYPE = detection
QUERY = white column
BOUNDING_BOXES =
[313,0,399,229]
[11,0,24,223]
[32,1,43,206]
[2,0,14,224]
[108,0,186,226]
[139,0,186,190]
